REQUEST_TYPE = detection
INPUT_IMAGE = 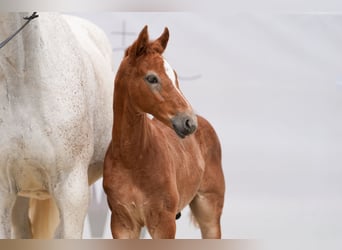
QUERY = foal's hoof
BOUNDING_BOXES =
[176,212,181,220]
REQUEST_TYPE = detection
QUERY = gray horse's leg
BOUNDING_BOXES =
[53,165,89,239]
[0,192,16,238]
[11,196,32,238]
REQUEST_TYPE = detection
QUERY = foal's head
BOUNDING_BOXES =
[116,26,197,138]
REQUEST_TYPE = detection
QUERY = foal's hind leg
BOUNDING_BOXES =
[190,192,224,239]
[189,157,225,238]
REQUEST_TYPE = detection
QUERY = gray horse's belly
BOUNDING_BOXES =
[0,126,59,199]
[1,151,52,199]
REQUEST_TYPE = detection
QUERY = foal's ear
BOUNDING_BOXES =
[154,27,169,53]
[127,25,149,58]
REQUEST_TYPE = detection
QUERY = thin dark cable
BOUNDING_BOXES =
[0,12,39,50]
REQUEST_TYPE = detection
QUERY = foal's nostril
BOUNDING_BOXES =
[184,118,196,133]
[185,119,191,129]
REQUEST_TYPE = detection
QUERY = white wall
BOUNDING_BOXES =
[69,12,342,239]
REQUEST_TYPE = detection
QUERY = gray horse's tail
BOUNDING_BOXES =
[29,198,59,238]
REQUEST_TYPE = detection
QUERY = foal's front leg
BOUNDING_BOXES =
[145,210,177,239]
[108,200,142,239]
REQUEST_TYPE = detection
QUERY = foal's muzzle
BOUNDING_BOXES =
[171,113,197,138]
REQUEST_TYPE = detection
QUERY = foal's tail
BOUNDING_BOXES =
[29,198,59,239]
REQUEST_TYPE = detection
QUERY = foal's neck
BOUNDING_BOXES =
[112,87,153,162]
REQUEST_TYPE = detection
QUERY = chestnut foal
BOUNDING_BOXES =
[103,26,225,239]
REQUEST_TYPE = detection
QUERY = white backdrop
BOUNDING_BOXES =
[67,12,342,239]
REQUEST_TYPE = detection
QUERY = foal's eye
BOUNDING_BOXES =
[145,74,159,84]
